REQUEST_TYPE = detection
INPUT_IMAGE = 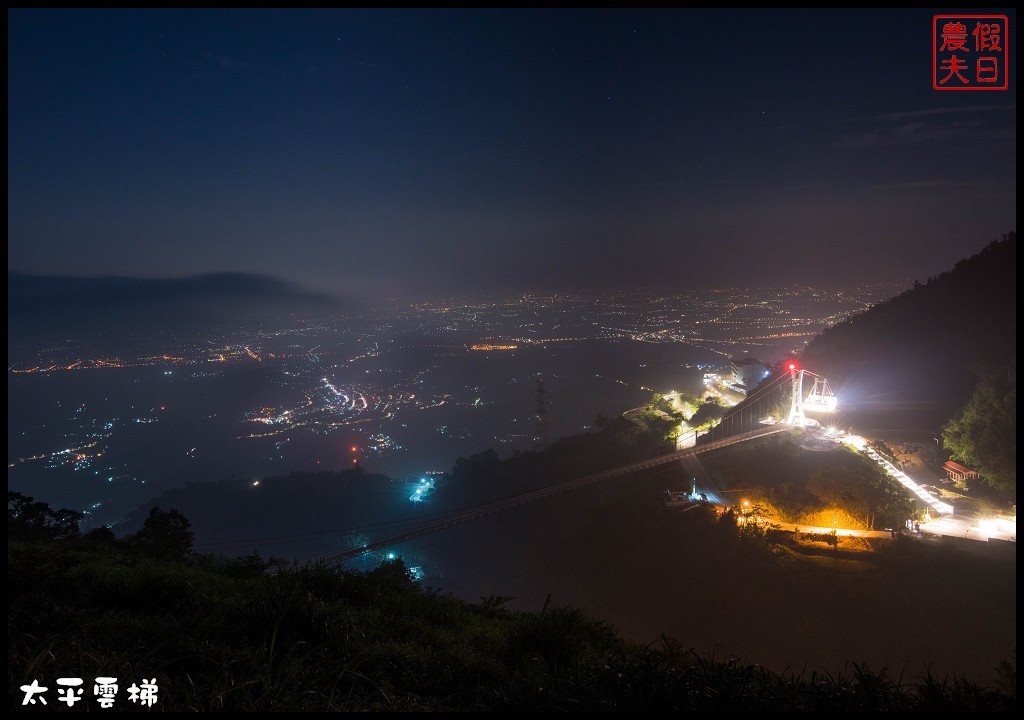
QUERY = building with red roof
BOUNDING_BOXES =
[943,460,980,483]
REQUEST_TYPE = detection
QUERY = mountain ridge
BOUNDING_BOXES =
[7,271,350,344]
[802,232,1016,417]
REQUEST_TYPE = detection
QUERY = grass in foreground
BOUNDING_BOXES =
[8,539,1015,711]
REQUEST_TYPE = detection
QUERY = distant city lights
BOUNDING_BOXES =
[8,286,900,523]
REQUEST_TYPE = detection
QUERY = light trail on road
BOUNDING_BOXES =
[844,436,954,515]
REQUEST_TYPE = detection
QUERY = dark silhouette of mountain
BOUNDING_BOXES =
[802,232,1016,419]
[7,272,350,343]
[8,271,335,313]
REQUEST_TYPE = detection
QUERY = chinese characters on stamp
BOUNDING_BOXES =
[934,15,1009,91]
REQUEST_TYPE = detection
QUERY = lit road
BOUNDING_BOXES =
[918,513,1016,543]
[692,426,1016,544]
[703,499,894,539]
[755,518,892,539]
[840,433,1016,543]
[669,372,747,450]
[700,374,745,407]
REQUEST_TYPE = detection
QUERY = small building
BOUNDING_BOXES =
[943,460,980,483]
[730,357,769,389]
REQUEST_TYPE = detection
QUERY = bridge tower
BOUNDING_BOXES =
[785,363,838,425]
[786,363,806,426]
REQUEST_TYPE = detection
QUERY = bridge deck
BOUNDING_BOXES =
[314,424,789,564]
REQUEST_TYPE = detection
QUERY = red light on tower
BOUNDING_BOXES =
[788,361,798,372]
[350,446,358,453]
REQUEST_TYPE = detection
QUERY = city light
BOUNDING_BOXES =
[469,343,518,351]
[409,477,435,503]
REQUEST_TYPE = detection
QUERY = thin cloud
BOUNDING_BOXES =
[869,104,1014,122]
[836,120,983,149]
[874,180,976,190]
[841,104,1014,123]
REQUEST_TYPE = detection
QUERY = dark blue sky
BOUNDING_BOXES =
[7,9,1016,298]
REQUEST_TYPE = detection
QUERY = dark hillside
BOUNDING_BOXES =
[8,537,1016,712]
[803,234,1016,421]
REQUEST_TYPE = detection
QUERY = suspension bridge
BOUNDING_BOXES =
[310,362,837,564]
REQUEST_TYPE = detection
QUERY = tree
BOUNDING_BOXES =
[84,526,117,544]
[689,397,728,430]
[807,469,872,520]
[127,507,195,560]
[451,448,502,481]
[7,491,82,541]
[806,464,911,530]
[943,373,1016,495]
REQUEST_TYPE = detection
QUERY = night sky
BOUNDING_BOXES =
[7,9,1017,298]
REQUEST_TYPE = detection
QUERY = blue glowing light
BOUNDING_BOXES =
[408,566,425,582]
[408,476,436,502]
[386,552,397,561]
